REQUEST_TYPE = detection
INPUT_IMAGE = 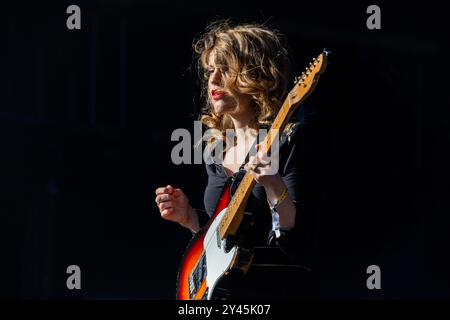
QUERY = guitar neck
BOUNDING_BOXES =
[218,98,299,239]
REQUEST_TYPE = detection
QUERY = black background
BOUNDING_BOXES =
[3,0,449,299]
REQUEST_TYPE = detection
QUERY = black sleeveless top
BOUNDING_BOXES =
[195,108,318,268]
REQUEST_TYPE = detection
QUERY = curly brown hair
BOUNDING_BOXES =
[193,19,293,145]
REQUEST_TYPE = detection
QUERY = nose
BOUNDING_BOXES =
[209,68,222,86]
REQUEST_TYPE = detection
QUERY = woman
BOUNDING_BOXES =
[155,20,318,299]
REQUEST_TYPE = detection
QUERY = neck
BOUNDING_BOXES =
[230,118,257,146]
[228,107,258,143]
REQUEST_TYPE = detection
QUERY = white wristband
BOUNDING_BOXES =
[270,207,281,238]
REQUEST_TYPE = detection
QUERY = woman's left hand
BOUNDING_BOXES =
[244,144,281,188]
[244,144,296,230]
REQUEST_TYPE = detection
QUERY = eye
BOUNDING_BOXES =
[220,66,229,74]
[204,68,215,78]
[204,66,229,80]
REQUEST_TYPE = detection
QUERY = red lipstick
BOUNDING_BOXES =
[211,89,226,100]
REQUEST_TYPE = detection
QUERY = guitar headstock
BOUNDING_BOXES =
[287,49,330,106]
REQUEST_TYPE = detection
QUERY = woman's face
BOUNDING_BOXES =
[207,50,252,117]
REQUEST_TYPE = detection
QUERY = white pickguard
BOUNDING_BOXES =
[203,207,238,299]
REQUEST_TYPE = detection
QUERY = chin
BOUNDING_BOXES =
[213,103,235,116]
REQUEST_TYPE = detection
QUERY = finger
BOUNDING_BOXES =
[244,162,252,172]
[253,166,263,175]
[172,188,183,198]
[166,185,174,195]
[247,169,261,183]
[161,207,174,219]
[155,187,168,195]
[245,160,259,172]
[156,194,172,204]
[253,156,264,168]
[246,156,257,169]
[256,166,271,175]
[156,185,176,196]
[258,155,271,165]
[159,201,173,211]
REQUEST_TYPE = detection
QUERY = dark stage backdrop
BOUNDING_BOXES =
[3,0,449,299]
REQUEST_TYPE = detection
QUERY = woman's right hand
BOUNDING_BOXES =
[154,185,199,232]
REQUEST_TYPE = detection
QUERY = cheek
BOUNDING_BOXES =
[237,93,252,105]
[222,95,239,108]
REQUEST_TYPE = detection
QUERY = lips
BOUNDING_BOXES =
[211,89,226,100]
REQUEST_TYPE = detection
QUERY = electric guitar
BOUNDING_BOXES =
[176,49,329,300]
